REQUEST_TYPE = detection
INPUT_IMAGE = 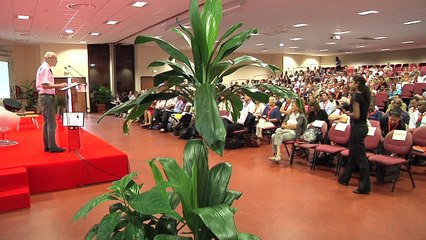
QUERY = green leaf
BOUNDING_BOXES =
[258,84,299,99]
[154,70,186,86]
[84,224,99,240]
[207,162,232,206]
[129,187,174,216]
[214,28,257,64]
[97,212,122,240]
[111,231,125,240]
[192,204,238,240]
[154,235,192,240]
[149,159,165,184]
[135,36,193,75]
[238,87,269,104]
[124,221,145,240]
[108,173,138,192]
[172,27,192,47]
[194,83,226,156]
[238,232,261,240]
[122,102,151,134]
[73,193,114,221]
[201,0,222,56]
[149,61,194,82]
[183,139,210,207]
[156,216,178,235]
[222,91,243,122]
[223,190,243,206]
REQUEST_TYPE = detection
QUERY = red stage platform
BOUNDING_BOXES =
[0,116,129,212]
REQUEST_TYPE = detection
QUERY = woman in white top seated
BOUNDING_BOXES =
[269,102,307,162]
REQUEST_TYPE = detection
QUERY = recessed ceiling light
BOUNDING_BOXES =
[64,29,74,34]
[279,43,285,47]
[90,64,96,67]
[80,41,87,44]
[358,10,379,16]
[334,31,350,35]
[320,49,328,52]
[381,48,390,51]
[90,32,101,36]
[106,20,119,25]
[132,1,148,8]
[326,42,336,45]
[261,49,269,52]
[255,43,265,46]
[290,37,303,41]
[374,36,387,40]
[402,41,414,44]
[250,33,260,36]
[293,23,308,28]
[403,20,421,25]
[288,46,299,49]
[154,36,162,38]
[17,15,30,20]
[345,52,353,54]
[183,25,191,29]
[356,45,366,48]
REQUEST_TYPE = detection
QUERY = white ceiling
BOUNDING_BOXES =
[1,0,426,56]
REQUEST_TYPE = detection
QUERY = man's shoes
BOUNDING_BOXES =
[338,178,349,186]
[49,147,66,153]
[353,189,370,195]
[44,148,49,152]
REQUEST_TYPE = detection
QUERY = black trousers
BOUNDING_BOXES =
[339,124,370,192]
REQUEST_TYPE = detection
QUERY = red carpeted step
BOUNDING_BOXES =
[0,167,31,212]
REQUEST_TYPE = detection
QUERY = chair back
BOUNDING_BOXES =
[244,112,256,132]
[375,92,388,110]
[413,126,426,146]
[413,83,426,95]
[307,120,328,142]
[364,125,381,150]
[328,123,351,146]
[400,84,414,98]
[383,130,413,155]
[368,119,380,128]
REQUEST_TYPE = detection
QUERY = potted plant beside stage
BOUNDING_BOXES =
[74,0,299,239]
[21,80,38,111]
[94,86,112,113]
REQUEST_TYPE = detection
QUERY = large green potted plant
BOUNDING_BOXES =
[21,80,38,111]
[74,0,300,239]
[95,86,113,113]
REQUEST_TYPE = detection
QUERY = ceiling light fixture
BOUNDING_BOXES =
[345,52,353,54]
[17,15,30,20]
[132,1,148,8]
[293,23,308,28]
[80,41,87,44]
[90,32,101,36]
[358,10,379,16]
[356,45,366,48]
[255,43,265,46]
[374,36,387,40]
[64,29,74,34]
[290,37,303,41]
[106,20,119,25]
[279,43,285,47]
[326,42,336,45]
[288,46,299,49]
[334,31,350,35]
[250,33,260,36]
[402,41,414,44]
[381,48,390,51]
[320,49,328,52]
[403,20,421,25]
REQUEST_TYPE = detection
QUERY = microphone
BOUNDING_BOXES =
[67,65,85,78]
[65,66,74,77]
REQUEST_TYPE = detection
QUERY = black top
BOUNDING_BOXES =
[350,92,369,125]
[308,109,330,129]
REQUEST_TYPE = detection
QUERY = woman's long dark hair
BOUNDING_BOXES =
[352,75,371,106]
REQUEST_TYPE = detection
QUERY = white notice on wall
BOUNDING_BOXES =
[392,130,407,141]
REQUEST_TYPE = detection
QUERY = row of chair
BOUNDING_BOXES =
[285,121,425,192]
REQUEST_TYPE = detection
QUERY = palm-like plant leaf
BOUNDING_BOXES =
[192,204,238,240]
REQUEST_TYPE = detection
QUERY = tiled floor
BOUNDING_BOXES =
[1,114,426,240]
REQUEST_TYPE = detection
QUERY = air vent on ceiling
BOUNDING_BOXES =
[58,33,73,39]
[357,37,376,41]
[66,3,96,10]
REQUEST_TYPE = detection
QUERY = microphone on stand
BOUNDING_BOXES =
[68,65,85,78]
[64,66,74,77]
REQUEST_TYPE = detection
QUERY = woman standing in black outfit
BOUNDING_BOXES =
[338,75,371,194]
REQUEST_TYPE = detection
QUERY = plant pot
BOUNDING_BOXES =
[96,104,106,113]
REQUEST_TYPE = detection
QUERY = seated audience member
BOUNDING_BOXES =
[386,94,407,112]
[253,101,265,120]
[319,92,335,115]
[222,95,255,134]
[380,110,406,138]
[385,97,409,125]
[279,98,293,120]
[416,100,426,128]
[159,96,186,132]
[307,100,330,128]
[140,101,156,127]
[388,83,401,98]
[269,103,307,162]
[408,97,420,130]
[368,102,384,121]
[328,98,351,125]
[255,97,281,141]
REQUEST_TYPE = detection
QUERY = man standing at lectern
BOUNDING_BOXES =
[36,51,68,153]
